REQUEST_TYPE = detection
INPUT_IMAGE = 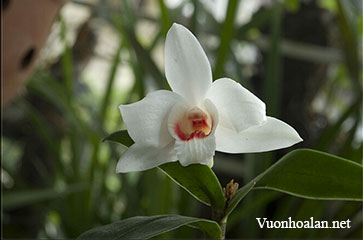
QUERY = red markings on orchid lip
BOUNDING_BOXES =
[173,107,213,141]
[175,124,207,141]
[174,119,213,141]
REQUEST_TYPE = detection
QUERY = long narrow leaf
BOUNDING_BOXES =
[77,215,222,239]
[4,184,87,210]
[264,2,283,116]
[214,0,239,78]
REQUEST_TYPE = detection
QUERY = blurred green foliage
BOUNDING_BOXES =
[2,0,362,239]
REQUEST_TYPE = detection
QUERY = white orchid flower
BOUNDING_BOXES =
[116,23,302,173]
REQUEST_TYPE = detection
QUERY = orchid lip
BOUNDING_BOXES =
[174,107,213,141]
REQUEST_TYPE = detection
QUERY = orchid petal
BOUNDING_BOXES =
[116,142,177,173]
[165,23,212,105]
[205,78,266,132]
[119,90,182,148]
[174,135,216,166]
[215,117,303,153]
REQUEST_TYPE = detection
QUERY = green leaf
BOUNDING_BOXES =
[349,0,363,14]
[316,96,361,150]
[264,2,283,116]
[102,130,134,147]
[77,215,222,239]
[4,184,87,210]
[104,131,226,211]
[159,162,226,212]
[224,149,362,221]
[227,191,280,229]
[254,149,363,200]
[59,15,73,98]
[224,181,255,218]
[99,40,123,124]
[113,15,168,90]
[158,0,171,37]
[214,0,239,78]
[337,0,361,92]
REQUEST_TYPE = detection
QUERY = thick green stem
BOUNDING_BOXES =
[220,217,228,240]
[211,208,225,239]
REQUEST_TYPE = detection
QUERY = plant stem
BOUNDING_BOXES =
[220,217,228,240]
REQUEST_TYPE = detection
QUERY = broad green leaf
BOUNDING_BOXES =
[254,149,363,200]
[77,215,222,239]
[226,149,362,219]
[104,130,226,211]
[103,130,134,147]
[228,191,280,229]
[224,181,255,218]
[159,162,226,212]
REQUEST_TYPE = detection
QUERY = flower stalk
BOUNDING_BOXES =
[220,217,228,240]
[212,179,240,239]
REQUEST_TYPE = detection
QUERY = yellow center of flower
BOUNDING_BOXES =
[174,107,213,141]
